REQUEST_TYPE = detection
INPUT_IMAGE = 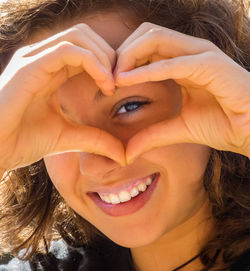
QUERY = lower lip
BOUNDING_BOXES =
[88,173,159,217]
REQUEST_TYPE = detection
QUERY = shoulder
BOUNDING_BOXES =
[0,257,31,271]
[0,239,79,271]
[0,238,133,271]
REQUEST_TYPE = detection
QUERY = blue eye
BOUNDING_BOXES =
[116,101,149,115]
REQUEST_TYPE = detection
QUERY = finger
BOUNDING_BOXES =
[46,123,126,166]
[115,26,217,76]
[116,55,204,87]
[23,23,116,74]
[74,24,117,70]
[126,116,195,164]
[116,22,162,55]
[27,41,114,95]
[0,42,113,136]
[116,52,250,110]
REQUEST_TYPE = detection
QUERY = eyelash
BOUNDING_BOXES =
[115,100,150,116]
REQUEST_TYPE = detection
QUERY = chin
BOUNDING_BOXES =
[98,221,166,248]
[107,232,163,248]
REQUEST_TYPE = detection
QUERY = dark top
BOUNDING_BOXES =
[0,239,249,271]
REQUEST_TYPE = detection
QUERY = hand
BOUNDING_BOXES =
[0,24,125,172]
[114,22,250,162]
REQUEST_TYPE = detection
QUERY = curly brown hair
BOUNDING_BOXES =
[0,0,249,270]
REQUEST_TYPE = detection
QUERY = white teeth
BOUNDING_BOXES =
[119,190,131,202]
[100,194,111,204]
[98,175,155,204]
[109,193,120,204]
[100,195,106,201]
[138,182,147,192]
[146,177,152,186]
[99,194,112,204]
[130,187,139,197]
[103,195,111,203]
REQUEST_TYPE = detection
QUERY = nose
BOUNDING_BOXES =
[79,152,121,182]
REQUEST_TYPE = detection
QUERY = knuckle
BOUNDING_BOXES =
[74,23,91,31]
[15,46,29,57]
[68,23,90,38]
[140,22,155,30]
[200,51,224,69]
[75,23,90,29]
[205,39,216,47]
[56,41,74,52]
[200,38,219,51]
[68,27,81,38]
[202,51,219,62]
[148,27,164,40]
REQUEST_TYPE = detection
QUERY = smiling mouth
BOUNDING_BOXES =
[96,173,158,204]
[87,173,160,217]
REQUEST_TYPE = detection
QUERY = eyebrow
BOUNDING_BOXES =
[61,87,118,114]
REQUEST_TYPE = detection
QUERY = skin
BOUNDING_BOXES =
[44,12,213,270]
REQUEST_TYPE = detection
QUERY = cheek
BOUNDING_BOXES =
[142,143,211,189]
[44,153,79,192]
[142,144,211,231]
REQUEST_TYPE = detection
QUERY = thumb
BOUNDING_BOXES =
[126,116,194,164]
[45,124,126,166]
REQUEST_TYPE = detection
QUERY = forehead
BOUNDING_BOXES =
[30,11,137,50]
[80,11,137,49]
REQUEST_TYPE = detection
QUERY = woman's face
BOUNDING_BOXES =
[44,11,211,248]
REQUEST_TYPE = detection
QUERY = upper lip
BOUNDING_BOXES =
[90,172,157,194]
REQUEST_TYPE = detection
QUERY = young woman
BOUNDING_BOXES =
[0,0,249,270]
